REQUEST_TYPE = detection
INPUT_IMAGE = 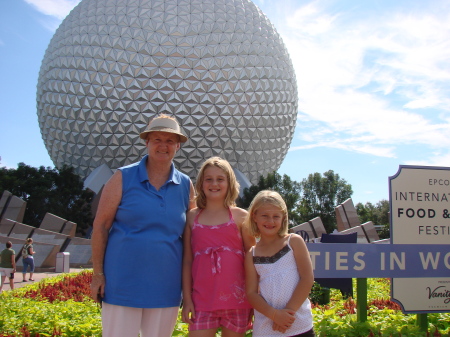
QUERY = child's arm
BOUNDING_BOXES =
[284,234,315,311]
[181,211,196,324]
[245,249,296,332]
[233,207,256,252]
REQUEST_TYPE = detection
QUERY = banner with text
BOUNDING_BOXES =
[307,243,449,278]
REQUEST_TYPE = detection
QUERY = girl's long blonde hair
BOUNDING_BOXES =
[244,190,289,238]
[195,157,240,209]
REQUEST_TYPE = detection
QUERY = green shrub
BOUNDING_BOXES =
[309,281,331,305]
[1,273,449,336]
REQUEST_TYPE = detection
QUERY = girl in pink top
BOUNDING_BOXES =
[182,157,256,336]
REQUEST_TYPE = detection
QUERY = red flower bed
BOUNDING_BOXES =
[14,270,93,303]
[0,327,62,337]
[368,298,402,311]
[336,298,357,317]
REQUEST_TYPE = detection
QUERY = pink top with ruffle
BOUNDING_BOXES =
[191,208,251,311]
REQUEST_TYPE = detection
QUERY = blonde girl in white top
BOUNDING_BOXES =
[244,190,315,337]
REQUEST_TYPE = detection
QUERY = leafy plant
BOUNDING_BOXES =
[0,271,100,336]
[310,281,331,305]
[1,274,449,336]
[311,279,450,337]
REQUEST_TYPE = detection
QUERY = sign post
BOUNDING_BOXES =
[389,165,450,315]
[356,278,367,322]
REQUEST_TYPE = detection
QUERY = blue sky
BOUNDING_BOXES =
[1,0,449,206]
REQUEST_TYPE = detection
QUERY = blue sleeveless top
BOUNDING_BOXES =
[103,155,191,308]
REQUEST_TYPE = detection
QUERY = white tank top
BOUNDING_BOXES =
[252,234,313,336]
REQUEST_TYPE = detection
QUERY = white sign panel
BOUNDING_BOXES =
[390,165,450,313]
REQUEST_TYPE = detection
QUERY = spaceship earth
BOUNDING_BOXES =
[36,0,298,183]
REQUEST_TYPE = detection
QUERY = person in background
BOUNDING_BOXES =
[0,241,16,292]
[182,157,255,337]
[245,190,315,337]
[22,238,35,282]
[90,114,195,337]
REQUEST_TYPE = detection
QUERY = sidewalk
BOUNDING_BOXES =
[1,268,87,291]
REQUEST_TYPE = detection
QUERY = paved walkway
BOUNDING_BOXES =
[1,268,87,291]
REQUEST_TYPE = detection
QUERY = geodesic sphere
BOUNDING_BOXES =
[37,0,298,183]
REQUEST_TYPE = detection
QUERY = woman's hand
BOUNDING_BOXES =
[181,299,196,324]
[90,274,106,303]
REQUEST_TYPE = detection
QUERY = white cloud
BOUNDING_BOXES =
[24,0,81,20]
[289,140,397,158]
[404,98,439,110]
[406,151,450,167]
[37,16,63,32]
[276,0,450,159]
[286,2,337,36]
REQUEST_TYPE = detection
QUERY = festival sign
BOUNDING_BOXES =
[389,165,450,313]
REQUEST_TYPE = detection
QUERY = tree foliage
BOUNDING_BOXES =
[356,199,390,239]
[297,170,353,233]
[240,170,353,232]
[240,171,302,225]
[0,163,94,236]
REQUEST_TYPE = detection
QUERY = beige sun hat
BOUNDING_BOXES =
[139,115,188,143]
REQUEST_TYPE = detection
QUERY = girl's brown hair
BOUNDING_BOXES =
[244,190,289,238]
[195,157,240,209]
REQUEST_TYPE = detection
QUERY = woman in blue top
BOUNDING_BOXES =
[90,114,195,337]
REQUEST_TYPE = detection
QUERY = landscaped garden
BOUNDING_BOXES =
[0,271,448,336]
